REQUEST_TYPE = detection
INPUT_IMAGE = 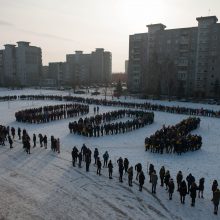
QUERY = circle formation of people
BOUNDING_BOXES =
[145,117,202,154]
[69,109,154,137]
[0,125,220,216]
[15,103,89,123]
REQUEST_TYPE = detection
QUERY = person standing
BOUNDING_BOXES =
[103,151,109,167]
[18,127,21,140]
[85,152,91,172]
[198,177,205,198]
[78,151,82,168]
[33,134,36,148]
[212,188,220,215]
[94,148,99,165]
[97,157,102,176]
[108,160,113,179]
[176,171,183,191]
[127,166,133,187]
[168,179,175,200]
[151,170,158,194]
[212,180,219,197]
[117,157,124,182]
[139,171,145,191]
[179,180,187,204]
[135,163,142,180]
[8,135,13,149]
[159,166,165,187]
[190,182,198,207]
[124,158,129,173]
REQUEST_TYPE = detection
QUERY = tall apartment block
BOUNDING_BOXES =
[2,41,42,86]
[91,48,112,84]
[128,16,220,98]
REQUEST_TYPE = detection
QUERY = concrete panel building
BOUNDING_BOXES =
[128,16,220,98]
[2,41,42,87]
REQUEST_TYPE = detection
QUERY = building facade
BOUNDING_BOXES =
[2,41,42,87]
[128,16,220,98]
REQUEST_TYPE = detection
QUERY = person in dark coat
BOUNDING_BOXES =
[71,146,78,167]
[135,163,142,180]
[164,170,171,190]
[78,152,82,168]
[108,160,113,179]
[212,180,219,197]
[94,148,99,165]
[198,177,205,198]
[33,134,36,147]
[127,166,133,186]
[18,127,21,140]
[11,127,15,139]
[190,182,198,206]
[212,188,220,215]
[186,173,195,194]
[168,179,175,200]
[103,151,109,167]
[179,180,187,204]
[149,164,154,183]
[8,135,13,148]
[43,135,47,149]
[85,152,91,172]
[139,171,145,191]
[159,166,165,187]
[176,171,183,191]
[124,158,129,173]
[26,140,31,154]
[151,170,158,194]
[117,157,124,182]
[81,144,87,161]
[97,157,102,176]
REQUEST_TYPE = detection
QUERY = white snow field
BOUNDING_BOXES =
[0,88,219,220]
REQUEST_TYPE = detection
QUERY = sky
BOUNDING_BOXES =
[0,0,220,72]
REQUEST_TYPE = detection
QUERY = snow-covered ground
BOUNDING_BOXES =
[0,89,219,220]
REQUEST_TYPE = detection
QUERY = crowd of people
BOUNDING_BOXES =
[145,117,202,154]
[0,125,60,154]
[68,110,154,137]
[1,124,220,215]
[1,94,220,118]
[69,145,220,215]
[15,103,89,123]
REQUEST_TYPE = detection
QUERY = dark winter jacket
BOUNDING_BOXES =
[139,172,145,185]
[179,181,187,196]
[168,180,175,193]
[190,183,198,199]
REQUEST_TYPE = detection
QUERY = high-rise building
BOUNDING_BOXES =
[2,41,42,86]
[48,62,67,87]
[66,51,91,86]
[91,48,112,84]
[128,16,220,98]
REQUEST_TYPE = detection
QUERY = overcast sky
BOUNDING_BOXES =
[0,0,220,72]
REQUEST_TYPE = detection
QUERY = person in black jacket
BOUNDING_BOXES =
[33,134,36,147]
[108,160,113,179]
[135,163,142,180]
[97,157,102,176]
[198,177,205,198]
[186,173,195,194]
[78,152,82,168]
[139,171,145,191]
[8,135,13,149]
[179,180,187,204]
[117,157,124,182]
[124,158,129,173]
[190,182,198,206]
[71,146,78,167]
[168,179,175,200]
[127,166,133,187]
[149,164,154,183]
[176,171,183,191]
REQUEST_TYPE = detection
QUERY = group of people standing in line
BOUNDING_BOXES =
[70,145,220,215]
[69,109,154,137]
[3,94,220,118]
[0,125,60,154]
[15,103,89,123]
[145,117,202,154]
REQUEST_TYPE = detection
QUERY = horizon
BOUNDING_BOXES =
[0,0,220,72]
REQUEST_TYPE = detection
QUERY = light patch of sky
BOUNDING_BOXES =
[0,0,219,71]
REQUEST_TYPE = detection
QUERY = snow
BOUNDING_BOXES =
[0,88,219,220]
